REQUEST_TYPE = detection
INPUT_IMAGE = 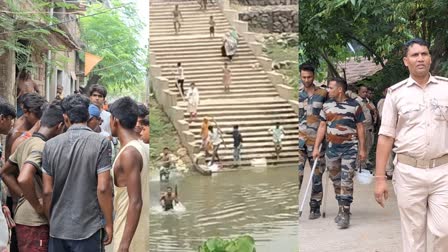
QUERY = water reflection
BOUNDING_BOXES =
[149,167,298,252]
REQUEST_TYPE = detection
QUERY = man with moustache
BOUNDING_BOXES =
[375,38,448,251]
[298,63,328,219]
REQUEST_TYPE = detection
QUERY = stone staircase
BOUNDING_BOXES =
[149,0,298,168]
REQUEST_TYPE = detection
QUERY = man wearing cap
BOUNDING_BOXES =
[375,38,448,251]
[87,104,102,132]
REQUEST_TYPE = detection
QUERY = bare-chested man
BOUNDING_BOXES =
[109,97,149,252]
[17,71,39,98]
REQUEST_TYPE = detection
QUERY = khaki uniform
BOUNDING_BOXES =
[378,97,394,175]
[379,75,448,252]
[355,96,375,162]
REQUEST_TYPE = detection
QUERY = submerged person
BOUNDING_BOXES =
[160,187,179,211]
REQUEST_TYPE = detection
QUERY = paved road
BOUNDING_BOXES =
[299,164,403,252]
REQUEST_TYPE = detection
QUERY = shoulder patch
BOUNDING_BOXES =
[434,76,448,82]
[388,79,408,92]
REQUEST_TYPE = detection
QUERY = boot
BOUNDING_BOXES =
[337,205,351,229]
[334,206,343,223]
[309,200,321,220]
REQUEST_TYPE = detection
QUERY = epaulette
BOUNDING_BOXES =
[434,76,448,82]
[388,79,408,93]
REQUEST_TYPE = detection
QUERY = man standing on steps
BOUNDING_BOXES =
[185,82,200,123]
[225,125,243,168]
[268,122,285,160]
[175,62,185,96]
[298,63,327,219]
[173,4,183,34]
[313,77,366,229]
[355,85,376,168]
[375,38,448,251]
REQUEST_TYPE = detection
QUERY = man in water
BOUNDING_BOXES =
[160,187,178,211]
[156,147,175,181]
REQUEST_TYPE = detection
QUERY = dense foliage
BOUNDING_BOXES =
[79,0,146,92]
[299,0,448,93]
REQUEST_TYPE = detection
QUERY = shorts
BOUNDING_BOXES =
[16,224,49,252]
[210,26,215,33]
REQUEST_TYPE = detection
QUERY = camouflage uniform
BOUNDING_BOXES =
[319,98,365,206]
[298,86,327,204]
[355,96,375,165]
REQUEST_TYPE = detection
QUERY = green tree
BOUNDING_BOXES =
[79,0,146,92]
[299,0,448,89]
[0,0,75,99]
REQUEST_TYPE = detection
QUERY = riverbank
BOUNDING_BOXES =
[261,33,299,98]
[149,98,192,168]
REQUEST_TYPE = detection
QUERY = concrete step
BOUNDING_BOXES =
[203,146,299,156]
[167,82,273,90]
[157,61,261,70]
[150,7,222,14]
[155,54,257,64]
[178,102,292,111]
[154,48,253,57]
[170,87,277,95]
[174,84,275,92]
[185,112,298,122]
[192,136,298,145]
[188,123,298,133]
[177,92,279,100]
[164,70,268,78]
[185,117,298,127]
[183,108,295,117]
[150,1,299,168]
[161,65,264,73]
[177,97,291,106]
[149,27,231,36]
[150,38,247,48]
[203,151,299,162]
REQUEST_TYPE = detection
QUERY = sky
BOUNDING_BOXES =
[135,0,149,48]
[121,0,149,48]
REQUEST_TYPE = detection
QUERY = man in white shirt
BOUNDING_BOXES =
[209,125,223,165]
[185,82,200,123]
[269,122,285,160]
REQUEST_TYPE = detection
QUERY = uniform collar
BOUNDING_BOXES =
[406,74,438,87]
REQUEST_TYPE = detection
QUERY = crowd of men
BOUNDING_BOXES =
[0,83,149,252]
[299,37,448,251]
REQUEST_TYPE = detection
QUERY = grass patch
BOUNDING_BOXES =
[264,40,299,98]
[149,98,181,168]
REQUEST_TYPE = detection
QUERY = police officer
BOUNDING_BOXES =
[313,77,366,229]
[298,63,327,219]
[375,38,448,251]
